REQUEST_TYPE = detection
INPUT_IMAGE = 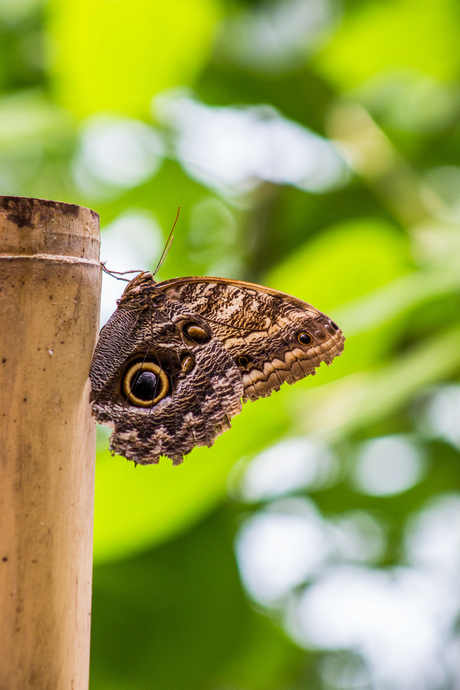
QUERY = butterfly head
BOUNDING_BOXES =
[118,271,159,306]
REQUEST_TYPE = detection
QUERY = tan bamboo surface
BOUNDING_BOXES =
[0,197,101,690]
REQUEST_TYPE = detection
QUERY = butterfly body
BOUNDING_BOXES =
[90,272,345,465]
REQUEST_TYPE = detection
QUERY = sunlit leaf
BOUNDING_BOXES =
[91,507,303,690]
[93,396,289,562]
[47,0,222,118]
[293,324,460,439]
[317,0,460,90]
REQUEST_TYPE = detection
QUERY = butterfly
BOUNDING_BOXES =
[89,270,345,465]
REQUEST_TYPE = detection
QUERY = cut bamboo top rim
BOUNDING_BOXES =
[0,196,100,262]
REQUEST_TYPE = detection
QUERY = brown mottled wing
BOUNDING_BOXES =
[157,277,345,402]
[89,292,243,465]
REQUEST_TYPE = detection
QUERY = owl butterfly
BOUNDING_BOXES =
[90,272,345,465]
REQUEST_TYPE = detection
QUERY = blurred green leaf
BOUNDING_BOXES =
[47,0,222,118]
[335,267,460,337]
[91,506,303,690]
[317,0,460,90]
[267,217,412,311]
[0,89,72,151]
[294,323,460,439]
[94,396,290,562]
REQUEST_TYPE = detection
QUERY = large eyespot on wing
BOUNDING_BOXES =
[122,360,169,407]
[105,338,244,466]
[92,317,245,466]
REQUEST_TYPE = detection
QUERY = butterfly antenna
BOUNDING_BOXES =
[152,207,180,278]
[101,206,180,281]
[101,262,143,282]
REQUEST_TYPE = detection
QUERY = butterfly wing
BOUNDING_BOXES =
[156,277,345,402]
[89,290,243,465]
[90,272,344,465]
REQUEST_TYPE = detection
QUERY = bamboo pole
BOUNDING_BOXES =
[0,197,101,690]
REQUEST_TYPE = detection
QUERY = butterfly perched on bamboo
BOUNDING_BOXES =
[90,221,344,465]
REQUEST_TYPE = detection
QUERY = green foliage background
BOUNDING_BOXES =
[3,0,460,687]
